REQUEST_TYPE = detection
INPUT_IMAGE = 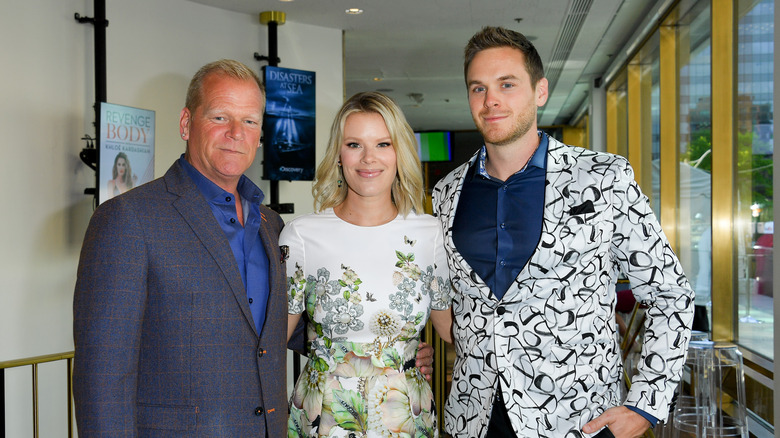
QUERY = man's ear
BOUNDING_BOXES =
[535,77,549,107]
[179,108,191,140]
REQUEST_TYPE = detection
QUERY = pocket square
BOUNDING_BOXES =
[569,200,595,215]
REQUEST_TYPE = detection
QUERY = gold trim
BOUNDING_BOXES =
[628,62,643,184]
[0,351,74,369]
[259,11,286,25]
[711,0,736,342]
[606,90,618,155]
[659,19,679,249]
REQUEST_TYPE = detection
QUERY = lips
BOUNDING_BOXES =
[356,169,383,178]
[481,112,508,123]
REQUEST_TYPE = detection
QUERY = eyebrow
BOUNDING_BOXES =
[468,74,520,87]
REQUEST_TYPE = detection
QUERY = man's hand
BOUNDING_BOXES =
[582,406,650,438]
[415,342,434,381]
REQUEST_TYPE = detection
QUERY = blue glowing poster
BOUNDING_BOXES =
[263,66,316,181]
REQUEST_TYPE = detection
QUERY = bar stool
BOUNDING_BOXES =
[671,341,748,438]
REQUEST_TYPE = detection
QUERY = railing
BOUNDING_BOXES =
[0,351,75,438]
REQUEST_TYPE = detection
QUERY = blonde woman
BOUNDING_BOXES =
[283,92,452,437]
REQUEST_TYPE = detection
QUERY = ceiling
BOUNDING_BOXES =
[186,0,668,132]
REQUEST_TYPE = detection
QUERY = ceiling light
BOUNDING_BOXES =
[373,77,383,82]
[345,8,363,15]
[279,0,294,2]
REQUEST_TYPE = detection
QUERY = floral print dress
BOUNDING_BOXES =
[280,208,452,438]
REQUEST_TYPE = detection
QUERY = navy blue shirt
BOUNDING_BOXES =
[452,132,547,300]
[180,156,270,336]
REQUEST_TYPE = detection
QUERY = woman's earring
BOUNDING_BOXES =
[337,179,343,188]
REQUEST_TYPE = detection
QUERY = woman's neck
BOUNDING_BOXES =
[334,196,397,227]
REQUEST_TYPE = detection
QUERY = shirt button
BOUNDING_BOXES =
[499,260,506,267]
[496,306,506,315]
[254,406,264,416]
[500,223,506,230]
[502,185,508,191]
[248,298,254,304]
[230,218,236,224]
[226,196,232,202]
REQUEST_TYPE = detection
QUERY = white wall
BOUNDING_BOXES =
[0,0,342,435]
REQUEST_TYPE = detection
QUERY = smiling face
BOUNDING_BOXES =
[466,46,548,147]
[339,112,397,204]
[180,73,264,191]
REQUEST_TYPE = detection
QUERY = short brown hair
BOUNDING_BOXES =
[464,26,545,87]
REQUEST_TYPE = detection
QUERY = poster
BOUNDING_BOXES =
[99,102,155,204]
[263,66,316,181]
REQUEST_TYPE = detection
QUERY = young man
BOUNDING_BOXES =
[432,27,694,438]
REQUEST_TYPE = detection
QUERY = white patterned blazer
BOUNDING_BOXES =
[432,134,695,438]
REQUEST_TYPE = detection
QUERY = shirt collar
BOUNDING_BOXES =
[179,155,265,205]
[475,130,548,179]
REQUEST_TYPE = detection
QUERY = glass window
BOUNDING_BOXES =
[677,0,713,335]
[735,0,774,360]
[637,32,662,215]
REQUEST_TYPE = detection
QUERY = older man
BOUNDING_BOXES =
[73,60,287,436]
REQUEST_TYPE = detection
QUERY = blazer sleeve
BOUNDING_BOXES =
[608,157,695,421]
[73,197,148,434]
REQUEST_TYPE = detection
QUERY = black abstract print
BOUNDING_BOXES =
[432,135,694,438]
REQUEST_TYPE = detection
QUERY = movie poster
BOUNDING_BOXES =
[98,102,155,204]
[263,66,316,181]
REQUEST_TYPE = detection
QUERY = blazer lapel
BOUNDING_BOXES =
[164,162,258,335]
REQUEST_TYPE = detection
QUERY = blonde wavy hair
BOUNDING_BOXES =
[313,92,424,216]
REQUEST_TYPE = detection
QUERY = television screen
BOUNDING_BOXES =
[415,131,451,162]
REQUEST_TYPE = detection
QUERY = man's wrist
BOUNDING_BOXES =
[625,405,658,427]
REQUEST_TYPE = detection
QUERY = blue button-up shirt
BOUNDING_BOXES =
[180,156,270,336]
[452,132,547,300]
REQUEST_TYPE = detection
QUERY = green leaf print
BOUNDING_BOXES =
[313,356,330,372]
[331,388,367,432]
[381,347,404,368]
[414,415,436,438]
[412,311,425,326]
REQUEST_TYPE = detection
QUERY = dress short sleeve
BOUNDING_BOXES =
[279,220,306,315]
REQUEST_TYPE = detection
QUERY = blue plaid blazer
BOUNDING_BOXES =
[73,160,288,437]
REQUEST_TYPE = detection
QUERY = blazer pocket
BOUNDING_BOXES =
[137,403,197,431]
[568,200,596,215]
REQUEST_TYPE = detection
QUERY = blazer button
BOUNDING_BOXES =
[254,406,264,416]
[496,306,506,316]
[257,349,266,358]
